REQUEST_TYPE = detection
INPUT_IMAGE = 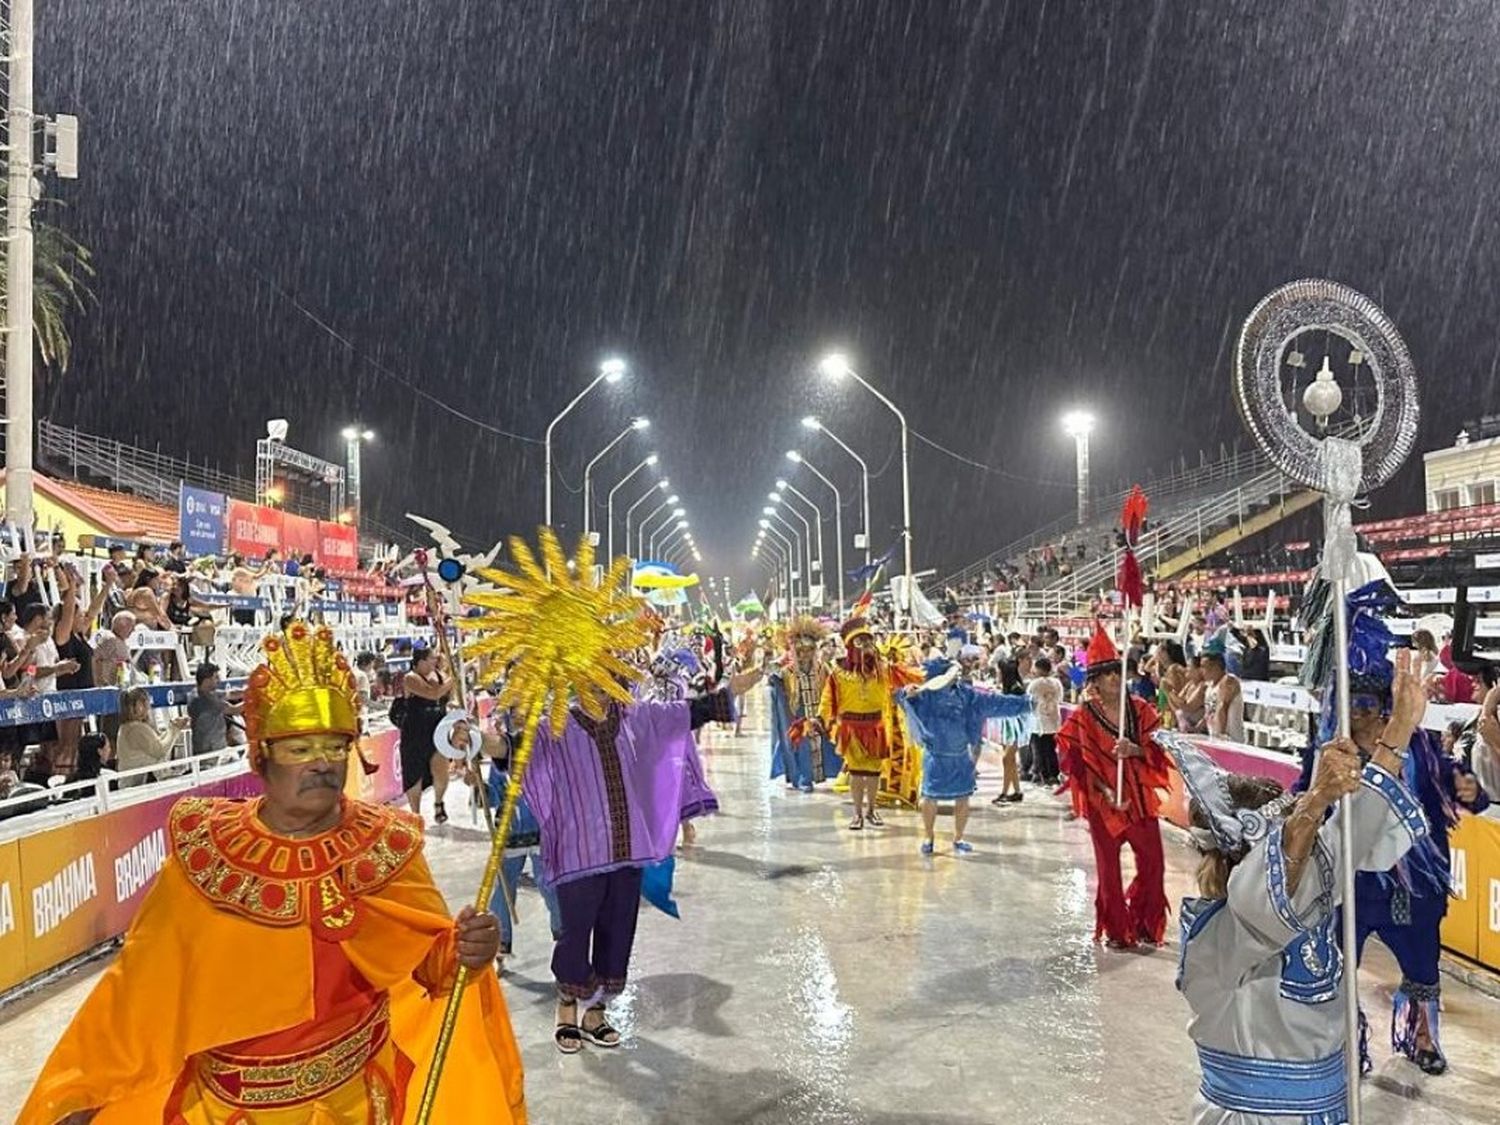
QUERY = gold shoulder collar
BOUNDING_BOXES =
[168,796,424,938]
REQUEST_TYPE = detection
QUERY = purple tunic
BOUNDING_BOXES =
[523,699,719,886]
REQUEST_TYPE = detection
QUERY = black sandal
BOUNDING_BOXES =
[849,816,864,831]
[866,811,885,827]
[555,1000,583,1055]
[434,800,448,825]
[580,1005,621,1048]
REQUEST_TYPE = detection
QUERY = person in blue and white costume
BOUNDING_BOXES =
[900,645,1032,856]
[1157,644,1429,1125]
[1294,580,1491,1078]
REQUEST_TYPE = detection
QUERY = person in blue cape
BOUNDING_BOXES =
[900,645,1032,855]
[768,615,841,792]
[1295,577,1490,1078]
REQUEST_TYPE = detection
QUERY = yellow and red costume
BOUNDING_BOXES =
[819,618,922,801]
[19,624,526,1125]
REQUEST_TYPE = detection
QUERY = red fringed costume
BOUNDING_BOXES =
[1057,627,1171,948]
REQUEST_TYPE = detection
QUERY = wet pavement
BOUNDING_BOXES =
[3,703,1499,1123]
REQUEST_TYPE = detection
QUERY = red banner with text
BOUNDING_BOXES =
[227,499,284,558]
[282,513,320,562]
[317,520,359,571]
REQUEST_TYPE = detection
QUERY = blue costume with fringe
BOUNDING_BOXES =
[768,663,841,790]
[1294,578,1491,1074]
[900,658,1033,801]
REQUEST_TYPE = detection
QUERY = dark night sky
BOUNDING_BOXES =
[34,1,1500,593]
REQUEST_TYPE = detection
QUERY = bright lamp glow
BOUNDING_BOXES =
[801,416,821,430]
[645,453,659,465]
[775,478,788,490]
[818,353,851,378]
[672,507,686,517]
[667,494,680,504]
[658,479,670,489]
[1061,410,1096,437]
[762,506,775,516]
[759,519,771,529]
[631,417,650,430]
[767,492,781,503]
[601,357,627,382]
[785,450,802,463]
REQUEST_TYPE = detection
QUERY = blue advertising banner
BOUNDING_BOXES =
[178,484,227,556]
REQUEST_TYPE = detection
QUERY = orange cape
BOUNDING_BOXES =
[19,797,526,1125]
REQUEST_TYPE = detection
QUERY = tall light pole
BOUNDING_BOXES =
[641,503,685,559]
[1061,410,1096,526]
[340,427,375,525]
[606,454,658,561]
[787,450,844,611]
[4,0,36,528]
[660,524,691,561]
[651,516,689,560]
[545,357,626,527]
[583,417,648,541]
[767,493,813,608]
[763,506,806,607]
[776,478,825,607]
[759,522,795,611]
[625,480,670,556]
[803,416,871,568]
[818,354,913,628]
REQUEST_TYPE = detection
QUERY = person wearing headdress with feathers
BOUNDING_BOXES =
[768,615,840,793]
[1294,571,1489,1078]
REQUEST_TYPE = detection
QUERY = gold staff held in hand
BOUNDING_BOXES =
[413,528,649,1123]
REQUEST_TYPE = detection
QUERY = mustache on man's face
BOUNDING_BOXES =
[298,771,343,792]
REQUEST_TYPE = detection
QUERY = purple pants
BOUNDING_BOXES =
[551,866,644,1000]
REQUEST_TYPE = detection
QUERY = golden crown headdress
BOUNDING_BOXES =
[244,621,360,765]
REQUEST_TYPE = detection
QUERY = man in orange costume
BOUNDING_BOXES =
[20,622,526,1124]
[1056,624,1171,949]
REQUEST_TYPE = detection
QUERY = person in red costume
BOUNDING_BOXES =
[1057,624,1171,949]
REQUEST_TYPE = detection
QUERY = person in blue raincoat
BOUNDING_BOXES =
[768,615,841,792]
[900,645,1032,855]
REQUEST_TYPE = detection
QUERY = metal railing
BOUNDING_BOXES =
[940,443,1277,591]
[1003,465,1299,621]
[36,420,415,547]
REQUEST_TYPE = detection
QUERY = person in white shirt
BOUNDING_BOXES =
[1026,656,1063,784]
[1202,647,1246,743]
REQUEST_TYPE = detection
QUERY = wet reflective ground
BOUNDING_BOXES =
[3,704,1498,1123]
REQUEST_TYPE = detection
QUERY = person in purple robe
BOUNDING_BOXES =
[524,666,761,1054]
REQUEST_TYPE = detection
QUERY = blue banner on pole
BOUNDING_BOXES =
[179,484,227,556]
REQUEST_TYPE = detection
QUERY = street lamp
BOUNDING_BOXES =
[759,521,796,612]
[545,357,627,527]
[606,454,658,561]
[660,522,691,559]
[787,450,845,611]
[768,491,814,607]
[652,517,689,559]
[625,482,671,558]
[802,415,871,567]
[1061,409,1096,526]
[642,504,686,559]
[583,417,648,541]
[819,352,914,629]
[776,477,825,608]
[763,506,806,607]
[340,427,375,527]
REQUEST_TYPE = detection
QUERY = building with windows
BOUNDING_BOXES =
[1424,422,1500,511]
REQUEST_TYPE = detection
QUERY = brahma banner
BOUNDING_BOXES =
[227,499,283,557]
[317,520,359,570]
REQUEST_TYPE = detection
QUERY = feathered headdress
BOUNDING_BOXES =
[1116,485,1148,610]
[244,621,361,767]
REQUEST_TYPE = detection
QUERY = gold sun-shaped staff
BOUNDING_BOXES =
[415,528,650,1122]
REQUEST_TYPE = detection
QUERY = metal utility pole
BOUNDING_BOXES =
[4,0,35,528]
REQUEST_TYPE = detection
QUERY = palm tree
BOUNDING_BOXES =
[0,186,95,372]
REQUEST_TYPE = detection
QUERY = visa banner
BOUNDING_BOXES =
[179,485,227,557]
